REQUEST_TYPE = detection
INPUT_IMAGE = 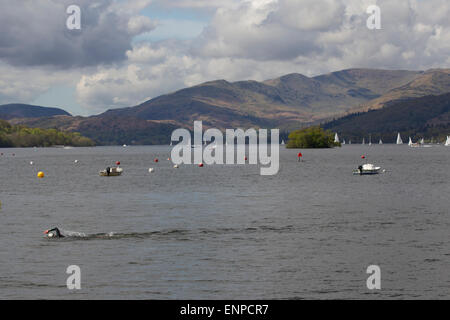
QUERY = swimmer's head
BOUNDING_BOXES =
[44,227,63,238]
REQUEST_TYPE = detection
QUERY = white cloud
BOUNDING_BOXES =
[2,0,450,115]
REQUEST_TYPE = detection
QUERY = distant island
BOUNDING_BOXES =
[0,119,95,148]
[287,126,340,148]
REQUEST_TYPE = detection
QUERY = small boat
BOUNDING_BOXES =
[445,136,450,147]
[353,163,382,175]
[281,140,285,145]
[99,167,123,176]
[342,139,346,145]
[379,138,383,145]
[334,133,340,143]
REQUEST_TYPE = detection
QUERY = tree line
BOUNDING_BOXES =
[0,119,95,147]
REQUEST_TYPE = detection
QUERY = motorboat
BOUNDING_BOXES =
[353,163,382,175]
[99,167,123,176]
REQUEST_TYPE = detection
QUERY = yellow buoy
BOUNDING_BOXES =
[37,171,45,178]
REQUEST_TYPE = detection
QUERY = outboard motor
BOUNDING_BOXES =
[106,167,111,176]
[44,227,64,238]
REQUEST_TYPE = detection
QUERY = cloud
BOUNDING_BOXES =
[74,0,450,112]
[2,0,450,115]
[0,0,156,68]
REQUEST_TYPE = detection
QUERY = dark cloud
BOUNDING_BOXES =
[0,0,155,68]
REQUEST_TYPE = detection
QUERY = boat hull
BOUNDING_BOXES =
[99,167,123,176]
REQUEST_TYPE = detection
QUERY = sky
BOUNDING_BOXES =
[0,0,449,116]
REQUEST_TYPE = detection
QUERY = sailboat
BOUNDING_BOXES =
[379,138,383,145]
[445,136,450,146]
[408,137,413,146]
[362,138,365,145]
[409,137,420,147]
[420,138,425,145]
[368,135,372,146]
[342,139,346,145]
[281,140,285,145]
[349,140,352,145]
[396,133,403,145]
[334,133,340,144]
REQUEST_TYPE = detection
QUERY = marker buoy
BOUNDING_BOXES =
[167,158,171,161]
[244,156,248,161]
[361,155,366,159]
[74,160,79,163]
[30,161,34,165]
[116,161,121,165]
[37,171,45,178]
[154,158,159,163]
[148,168,155,173]
[174,164,179,168]
[198,163,204,167]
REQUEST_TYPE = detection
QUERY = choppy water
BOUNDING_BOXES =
[0,145,448,299]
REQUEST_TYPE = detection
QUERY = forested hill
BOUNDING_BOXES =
[323,93,450,143]
[0,119,94,147]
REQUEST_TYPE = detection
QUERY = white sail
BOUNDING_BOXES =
[396,133,403,145]
[349,140,352,145]
[379,139,383,145]
[334,133,339,143]
[362,138,365,145]
[408,137,413,146]
[420,138,425,145]
[342,139,346,145]
[445,136,450,146]
[281,140,285,145]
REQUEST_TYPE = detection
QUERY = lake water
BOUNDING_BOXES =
[0,145,448,299]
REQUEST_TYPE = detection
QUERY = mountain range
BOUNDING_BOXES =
[1,68,450,145]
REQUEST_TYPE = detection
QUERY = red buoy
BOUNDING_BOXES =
[198,163,204,167]
[361,155,365,159]
[298,152,302,158]
[245,156,248,161]
[116,161,121,165]
[154,158,159,163]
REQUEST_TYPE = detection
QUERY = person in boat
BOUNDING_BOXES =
[106,166,111,176]
[44,227,64,238]
[358,165,363,175]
